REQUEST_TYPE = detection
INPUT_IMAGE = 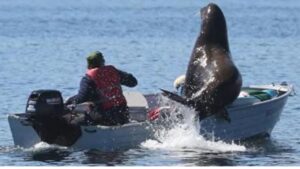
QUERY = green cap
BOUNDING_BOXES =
[86,51,104,68]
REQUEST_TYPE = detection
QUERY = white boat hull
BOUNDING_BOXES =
[9,114,41,148]
[72,122,152,151]
[8,114,153,150]
[200,92,289,141]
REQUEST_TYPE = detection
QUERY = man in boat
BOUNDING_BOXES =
[65,51,138,125]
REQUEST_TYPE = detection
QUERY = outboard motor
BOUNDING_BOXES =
[26,90,64,117]
[25,90,81,146]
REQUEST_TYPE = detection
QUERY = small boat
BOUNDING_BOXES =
[8,92,153,151]
[8,83,293,150]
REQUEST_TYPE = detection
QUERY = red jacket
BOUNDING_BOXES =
[86,66,127,110]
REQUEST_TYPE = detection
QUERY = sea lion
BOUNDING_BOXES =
[162,3,242,122]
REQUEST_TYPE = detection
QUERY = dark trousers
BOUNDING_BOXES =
[88,105,129,125]
[63,105,129,126]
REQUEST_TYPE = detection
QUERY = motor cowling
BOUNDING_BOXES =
[26,90,64,117]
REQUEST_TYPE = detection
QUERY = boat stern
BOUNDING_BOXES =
[8,114,40,148]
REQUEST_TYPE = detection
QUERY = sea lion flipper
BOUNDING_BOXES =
[160,88,188,105]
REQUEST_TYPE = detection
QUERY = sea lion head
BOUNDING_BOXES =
[199,3,229,51]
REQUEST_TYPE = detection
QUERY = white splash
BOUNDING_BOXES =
[194,47,208,68]
[24,141,68,153]
[212,60,219,72]
[142,98,246,153]
[142,126,245,152]
[190,46,218,100]
[190,70,216,100]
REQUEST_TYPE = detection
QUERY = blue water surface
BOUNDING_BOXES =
[0,0,300,166]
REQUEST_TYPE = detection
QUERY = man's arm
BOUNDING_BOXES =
[117,69,138,87]
[65,76,97,105]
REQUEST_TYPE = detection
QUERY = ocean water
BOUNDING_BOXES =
[1,0,300,166]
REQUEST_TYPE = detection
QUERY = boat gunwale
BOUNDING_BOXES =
[226,84,293,111]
